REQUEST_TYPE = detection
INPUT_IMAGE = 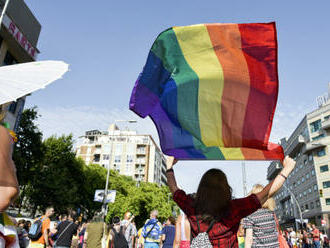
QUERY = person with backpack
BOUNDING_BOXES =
[166,156,296,248]
[107,216,129,248]
[121,212,136,248]
[28,206,54,248]
[51,211,79,248]
[141,210,163,248]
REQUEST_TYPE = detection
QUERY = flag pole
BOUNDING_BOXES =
[0,0,10,31]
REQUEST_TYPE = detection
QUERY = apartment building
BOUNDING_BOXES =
[267,89,330,233]
[76,124,167,186]
[0,0,41,131]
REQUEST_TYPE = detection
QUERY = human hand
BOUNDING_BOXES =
[282,156,296,175]
[166,156,178,170]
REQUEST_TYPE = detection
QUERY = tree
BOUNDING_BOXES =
[106,171,175,228]
[28,135,85,213]
[12,107,44,212]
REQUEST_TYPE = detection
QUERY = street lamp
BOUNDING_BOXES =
[102,119,137,219]
[282,183,304,230]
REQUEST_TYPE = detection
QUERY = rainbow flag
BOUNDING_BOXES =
[130,22,284,160]
[0,213,18,247]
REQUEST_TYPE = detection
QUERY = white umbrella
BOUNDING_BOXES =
[0,60,69,105]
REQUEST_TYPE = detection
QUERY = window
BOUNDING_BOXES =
[115,144,123,155]
[312,170,315,176]
[125,164,131,173]
[320,165,329,173]
[317,148,326,157]
[298,179,301,185]
[323,181,330,188]
[326,199,330,206]
[303,191,307,196]
[316,200,320,207]
[311,202,314,209]
[299,193,302,198]
[8,102,18,114]
[114,155,121,163]
[308,188,312,193]
[325,115,330,121]
[3,51,17,66]
[127,155,133,163]
[304,159,307,165]
[305,204,309,210]
[302,176,305,183]
[299,163,303,169]
[310,119,322,133]
[306,173,310,179]
[314,184,318,191]
[308,154,313,162]
[103,154,110,160]
[312,134,325,141]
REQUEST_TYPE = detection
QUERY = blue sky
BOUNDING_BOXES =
[24,0,330,196]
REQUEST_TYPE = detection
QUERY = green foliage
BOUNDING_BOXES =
[106,172,175,228]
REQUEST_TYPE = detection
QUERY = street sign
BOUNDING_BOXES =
[94,190,116,203]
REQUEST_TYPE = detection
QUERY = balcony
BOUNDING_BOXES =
[322,119,330,130]
[286,135,305,157]
[304,142,326,153]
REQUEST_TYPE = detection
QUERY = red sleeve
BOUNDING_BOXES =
[230,194,261,223]
[173,189,195,216]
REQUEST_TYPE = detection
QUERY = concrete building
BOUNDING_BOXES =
[267,87,330,233]
[76,124,167,186]
[0,0,41,130]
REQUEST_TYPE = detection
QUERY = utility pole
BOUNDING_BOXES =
[242,162,247,196]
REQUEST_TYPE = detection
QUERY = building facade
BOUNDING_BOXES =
[76,124,167,186]
[0,0,41,130]
[267,95,330,233]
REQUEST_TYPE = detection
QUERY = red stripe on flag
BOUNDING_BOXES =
[238,22,279,150]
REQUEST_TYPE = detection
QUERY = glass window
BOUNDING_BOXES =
[316,200,320,207]
[314,184,318,191]
[299,163,303,169]
[310,119,322,133]
[304,159,307,165]
[317,148,326,157]
[306,173,310,179]
[305,204,309,210]
[126,164,131,172]
[312,134,325,141]
[308,154,313,162]
[320,165,329,173]
[325,115,330,121]
[3,51,17,66]
[103,154,110,160]
[298,180,301,185]
[114,155,121,163]
[8,102,18,114]
[326,199,330,206]
[323,181,330,188]
[312,170,315,176]
[299,193,302,198]
[308,188,312,193]
[127,155,133,163]
[302,176,305,183]
[303,191,307,196]
[311,202,314,209]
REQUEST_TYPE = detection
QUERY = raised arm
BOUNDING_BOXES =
[165,156,179,194]
[256,156,296,205]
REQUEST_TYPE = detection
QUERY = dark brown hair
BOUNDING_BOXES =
[168,216,176,225]
[194,168,232,222]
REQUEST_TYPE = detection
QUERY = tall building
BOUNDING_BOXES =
[76,124,167,186]
[0,0,41,130]
[267,86,330,233]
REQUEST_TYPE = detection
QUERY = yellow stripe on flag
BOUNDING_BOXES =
[173,25,224,147]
